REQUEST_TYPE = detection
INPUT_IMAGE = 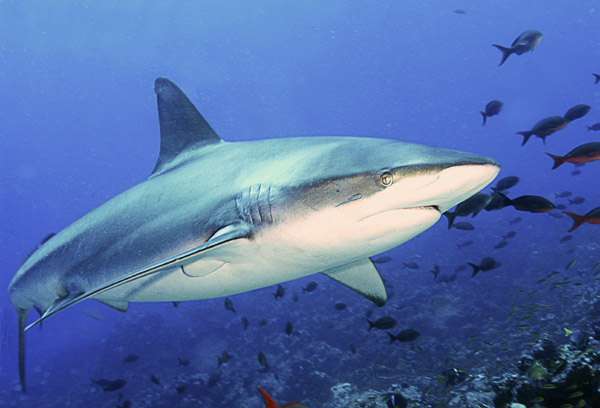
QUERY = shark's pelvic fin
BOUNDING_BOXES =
[321,258,387,306]
[151,77,223,176]
[94,299,129,312]
[24,223,252,331]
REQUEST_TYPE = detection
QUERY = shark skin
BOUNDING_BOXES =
[8,78,499,391]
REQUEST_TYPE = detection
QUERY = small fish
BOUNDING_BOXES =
[564,104,591,122]
[122,353,139,364]
[387,329,420,343]
[176,383,187,395]
[457,240,474,248]
[493,30,543,66]
[569,196,585,205]
[224,297,236,313]
[273,284,285,300]
[444,193,491,227]
[241,316,249,330]
[172,301,180,308]
[491,176,519,193]
[565,260,576,270]
[494,240,508,249]
[549,212,563,219]
[452,222,475,230]
[208,372,220,387]
[371,256,392,264]
[285,321,295,336]
[480,100,503,126]
[556,204,567,210]
[403,262,419,270]
[498,193,555,213]
[555,191,573,198]
[302,281,318,293]
[217,350,232,367]
[116,400,131,408]
[502,231,517,239]
[587,122,600,131]
[430,264,440,280]
[455,264,467,272]
[334,302,347,311]
[509,216,522,224]
[547,142,600,169]
[594,73,600,84]
[90,378,127,392]
[563,207,600,231]
[541,383,557,389]
[178,357,190,367]
[485,192,509,211]
[258,351,269,371]
[257,387,307,408]
[517,116,569,146]
[368,316,397,331]
[259,318,268,327]
[453,9,467,14]
[150,375,161,385]
[571,169,582,176]
[467,257,501,277]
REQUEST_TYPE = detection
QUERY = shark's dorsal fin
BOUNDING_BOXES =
[151,78,223,176]
[321,258,387,306]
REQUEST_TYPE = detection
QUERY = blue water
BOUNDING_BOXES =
[1,1,599,407]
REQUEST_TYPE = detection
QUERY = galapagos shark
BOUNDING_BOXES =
[8,78,499,391]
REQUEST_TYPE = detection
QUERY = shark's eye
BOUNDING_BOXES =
[379,171,393,187]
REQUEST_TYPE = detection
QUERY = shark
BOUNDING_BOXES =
[8,78,500,391]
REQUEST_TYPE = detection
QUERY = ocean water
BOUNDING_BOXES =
[0,1,599,407]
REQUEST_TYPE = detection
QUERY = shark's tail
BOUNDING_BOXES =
[17,308,29,393]
[516,131,533,146]
[492,44,512,66]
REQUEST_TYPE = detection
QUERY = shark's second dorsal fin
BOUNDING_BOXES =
[151,78,222,176]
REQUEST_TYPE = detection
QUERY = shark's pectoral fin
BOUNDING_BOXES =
[24,223,252,331]
[94,299,129,312]
[321,258,387,306]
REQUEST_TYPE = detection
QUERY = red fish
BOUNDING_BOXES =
[546,142,600,169]
[257,387,307,408]
[563,207,600,232]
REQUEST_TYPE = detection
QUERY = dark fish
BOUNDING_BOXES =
[547,142,600,169]
[564,104,591,121]
[569,196,585,205]
[430,264,441,280]
[241,316,249,331]
[485,192,509,211]
[150,375,161,385]
[386,393,408,408]
[116,400,131,408]
[494,240,508,249]
[285,321,295,336]
[455,264,467,272]
[502,231,517,239]
[559,235,573,243]
[517,116,569,146]
[122,353,139,363]
[257,387,307,408]
[217,350,232,367]
[555,191,573,198]
[549,212,563,219]
[498,193,555,213]
[453,9,467,14]
[258,351,269,371]
[594,73,600,84]
[178,357,190,367]
[467,257,501,277]
[258,318,268,327]
[302,281,318,293]
[368,316,397,331]
[571,169,582,176]
[176,383,187,395]
[387,329,420,343]
[437,273,457,283]
[480,100,503,126]
[588,123,600,131]
[371,256,392,264]
[451,222,475,230]
[349,343,356,354]
[493,30,542,66]
[457,240,474,248]
[563,207,600,232]
[403,262,419,270]
[172,301,180,308]
[444,193,491,228]
[273,284,285,300]
[91,378,126,392]
[208,372,220,387]
[334,302,347,311]
[224,297,236,313]
[509,216,522,224]
[491,176,519,193]
[556,204,567,210]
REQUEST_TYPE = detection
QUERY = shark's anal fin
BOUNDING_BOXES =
[24,223,252,331]
[151,78,223,176]
[17,308,28,393]
[94,299,129,312]
[321,258,387,307]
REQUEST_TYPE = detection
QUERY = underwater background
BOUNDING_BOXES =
[1,1,599,407]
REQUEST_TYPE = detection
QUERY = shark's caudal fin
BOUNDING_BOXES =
[322,258,387,306]
[492,44,512,66]
[151,78,223,176]
[17,308,28,392]
[24,223,252,331]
